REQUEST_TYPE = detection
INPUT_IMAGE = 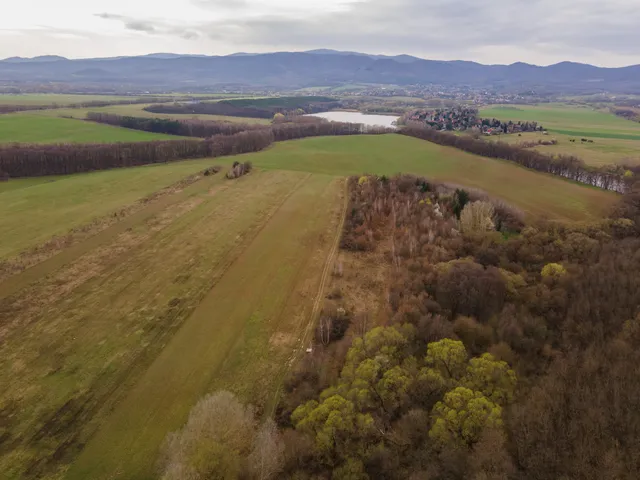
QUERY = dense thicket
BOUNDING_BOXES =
[86,112,263,137]
[0,120,384,177]
[400,123,630,192]
[272,174,640,479]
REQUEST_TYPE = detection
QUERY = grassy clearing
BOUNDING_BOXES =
[243,134,617,222]
[488,131,640,167]
[68,173,344,479]
[480,104,640,165]
[33,104,271,124]
[0,114,178,144]
[0,158,223,259]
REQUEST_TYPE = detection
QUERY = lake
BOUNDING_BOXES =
[307,111,399,128]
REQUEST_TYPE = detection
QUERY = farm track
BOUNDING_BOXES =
[267,178,348,416]
[66,172,344,479]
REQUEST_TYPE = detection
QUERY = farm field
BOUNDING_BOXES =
[33,103,272,124]
[487,131,640,167]
[480,104,640,165]
[0,158,233,260]
[0,93,248,106]
[0,114,179,144]
[0,94,133,105]
[244,134,617,222]
[0,169,344,479]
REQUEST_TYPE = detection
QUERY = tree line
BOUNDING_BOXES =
[0,120,386,178]
[86,112,263,137]
[144,97,340,119]
[400,123,631,192]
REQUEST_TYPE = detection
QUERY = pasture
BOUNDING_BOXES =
[480,104,640,165]
[0,114,179,144]
[0,94,132,105]
[245,134,617,222]
[34,103,272,124]
[0,133,619,478]
[488,131,640,167]
[0,169,344,479]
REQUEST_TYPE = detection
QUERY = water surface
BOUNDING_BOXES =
[308,111,399,128]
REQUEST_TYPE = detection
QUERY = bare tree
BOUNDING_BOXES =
[247,419,284,480]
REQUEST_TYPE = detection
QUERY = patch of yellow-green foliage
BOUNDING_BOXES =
[292,326,516,461]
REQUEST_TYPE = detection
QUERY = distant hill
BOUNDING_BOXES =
[0,51,639,93]
[2,55,68,63]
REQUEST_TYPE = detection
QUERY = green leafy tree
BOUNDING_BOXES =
[541,262,567,278]
[424,338,468,381]
[429,387,503,448]
[291,395,375,457]
[462,353,517,405]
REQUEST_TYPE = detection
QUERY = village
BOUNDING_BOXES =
[401,106,545,135]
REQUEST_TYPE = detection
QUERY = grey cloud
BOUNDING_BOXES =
[95,12,198,38]
[96,0,640,64]
[125,21,156,33]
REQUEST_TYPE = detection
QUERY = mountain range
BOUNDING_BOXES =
[1,50,639,93]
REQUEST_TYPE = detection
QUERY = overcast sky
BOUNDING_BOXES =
[1,0,639,67]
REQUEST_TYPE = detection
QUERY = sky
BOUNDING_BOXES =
[1,0,639,67]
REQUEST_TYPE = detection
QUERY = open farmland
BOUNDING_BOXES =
[0,94,133,105]
[33,103,272,124]
[0,114,179,144]
[0,130,621,479]
[487,131,640,167]
[0,169,344,479]
[480,104,640,165]
[245,134,617,222]
[0,158,236,260]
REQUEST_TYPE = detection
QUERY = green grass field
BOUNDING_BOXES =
[0,133,620,479]
[0,94,133,105]
[0,170,343,479]
[0,114,179,144]
[488,131,640,167]
[480,104,640,165]
[0,158,231,259]
[33,104,272,124]
[243,135,617,222]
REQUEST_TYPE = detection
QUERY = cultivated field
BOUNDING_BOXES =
[0,93,246,106]
[0,158,230,260]
[0,94,133,105]
[34,104,272,124]
[480,104,640,166]
[245,134,617,222]
[0,114,178,144]
[0,169,344,479]
[487,131,640,167]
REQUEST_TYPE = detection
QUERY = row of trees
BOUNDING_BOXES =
[86,112,262,137]
[400,123,631,192]
[0,120,385,178]
[144,98,340,119]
